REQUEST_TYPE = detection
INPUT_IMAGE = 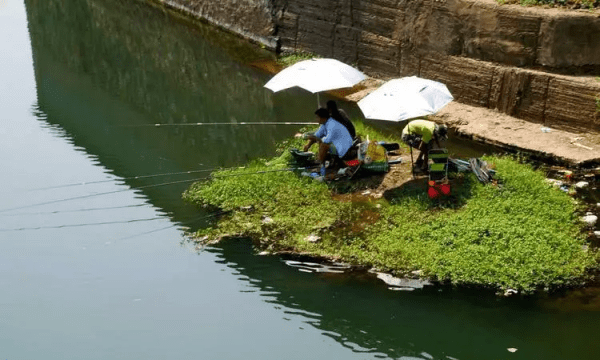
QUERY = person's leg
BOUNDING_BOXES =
[318,142,330,164]
[418,141,431,171]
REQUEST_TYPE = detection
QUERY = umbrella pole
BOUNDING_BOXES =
[410,145,415,179]
[317,92,320,107]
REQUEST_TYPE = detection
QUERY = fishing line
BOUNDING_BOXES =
[0,177,208,214]
[117,122,319,127]
[114,210,230,242]
[0,203,148,216]
[32,168,233,191]
[2,166,310,214]
[0,216,165,232]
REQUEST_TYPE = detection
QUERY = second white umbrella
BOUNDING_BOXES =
[357,76,453,122]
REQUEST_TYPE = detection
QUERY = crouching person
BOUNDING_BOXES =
[303,108,354,165]
[401,119,448,173]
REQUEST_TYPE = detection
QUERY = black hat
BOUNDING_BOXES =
[315,108,329,118]
[437,124,448,139]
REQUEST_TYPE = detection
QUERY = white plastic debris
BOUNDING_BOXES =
[305,234,321,243]
[507,348,518,353]
[540,127,552,133]
[575,181,589,189]
[262,216,274,224]
[411,270,423,277]
[582,214,598,227]
[544,179,563,187]
[504,289,518,297]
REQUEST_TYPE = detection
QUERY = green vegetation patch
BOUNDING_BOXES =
[276,51,318,67]
[183,122,597,294]
[498,0,598,9]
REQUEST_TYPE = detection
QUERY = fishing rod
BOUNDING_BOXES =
[0,166,305,214]
[114,210,230,242]
[0,216,165,232]
[0,177,207,214]
[0,203,148,217]
[117,122,319,127]
[0,210,230,233]
[32,168,233,191]
[2,165,313,214]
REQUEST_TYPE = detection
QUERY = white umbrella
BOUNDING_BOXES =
[357,76,453,121]
[264,58,366,105]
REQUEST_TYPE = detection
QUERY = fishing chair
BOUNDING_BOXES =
[428,149,449,181]
[427,148,451,198]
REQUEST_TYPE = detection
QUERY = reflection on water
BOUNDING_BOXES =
[24,0,325,229]
[204,239,600,360]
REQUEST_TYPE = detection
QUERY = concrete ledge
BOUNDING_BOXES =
[433,103,600,167]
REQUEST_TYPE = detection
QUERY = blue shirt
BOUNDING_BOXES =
[314,117,353,157]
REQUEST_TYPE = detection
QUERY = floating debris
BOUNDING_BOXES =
[283,259,350,274]
[507,348,518,353]
[420,352,434,360]
[375,272,431,289]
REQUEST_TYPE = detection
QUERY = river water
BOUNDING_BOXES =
[1,0,600,359]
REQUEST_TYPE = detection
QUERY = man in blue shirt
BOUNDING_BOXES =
[303,108,354,164]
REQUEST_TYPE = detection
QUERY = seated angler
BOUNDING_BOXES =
[303,107,354,165]
[326,100,356,140]
[401,119,448,173]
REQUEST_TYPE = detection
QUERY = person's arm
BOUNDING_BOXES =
[303,136,320,152]
[304,125,325,151]
[314,123,326,139]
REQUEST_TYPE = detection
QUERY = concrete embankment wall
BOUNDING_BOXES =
[155,0,600,132]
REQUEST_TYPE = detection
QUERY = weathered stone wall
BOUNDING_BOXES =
[156,0,280,49]
[152,0,600,132]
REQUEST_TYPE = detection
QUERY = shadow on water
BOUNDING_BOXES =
[202,239,600,360]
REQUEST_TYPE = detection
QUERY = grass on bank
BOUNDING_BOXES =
[497,0,598,9]
[276,51,318,67]
[183,120,597,294]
